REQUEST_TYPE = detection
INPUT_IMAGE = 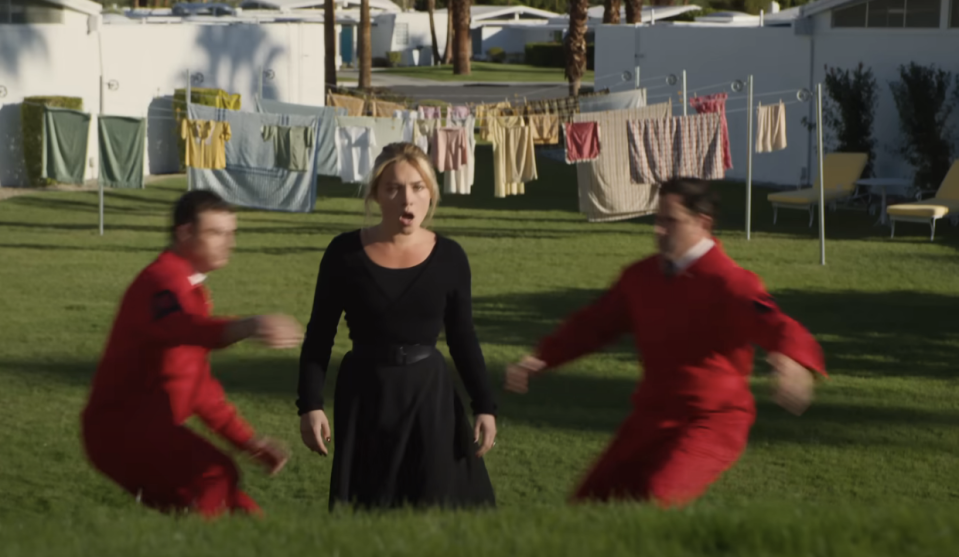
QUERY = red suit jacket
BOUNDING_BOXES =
[82,250,254,449]
[536,240,826,420]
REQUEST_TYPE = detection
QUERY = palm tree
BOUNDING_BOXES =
[442,0,454,64]
[451,0,471,75]
[624,0,642,23]
[359,0,372,89]
[603,0,621,23]
[325,0,337,88]
[565,0,589,96]
[428,0,441,65]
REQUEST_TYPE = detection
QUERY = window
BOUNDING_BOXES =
[832,0,941,28]
[394,22,409,47]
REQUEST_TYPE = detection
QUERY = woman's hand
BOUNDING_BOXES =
[473,414,497,458]
[300,410,332,456]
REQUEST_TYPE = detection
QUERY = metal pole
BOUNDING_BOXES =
[258,65,264,101]
[634,65,641,90]
[746,75,754,241]
[186,68,192,192]
[682,70,688,116]
[817,82,826,266]
[99,75,105,236]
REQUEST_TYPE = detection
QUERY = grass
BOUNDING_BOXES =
[3,145,959,555]
[376,61,595,83]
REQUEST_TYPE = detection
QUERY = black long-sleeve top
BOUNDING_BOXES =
[296,230,497,416]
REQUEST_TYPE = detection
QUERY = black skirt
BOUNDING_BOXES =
[329,348,497,511]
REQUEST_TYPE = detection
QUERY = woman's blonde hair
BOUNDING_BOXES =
[363,142,440,226]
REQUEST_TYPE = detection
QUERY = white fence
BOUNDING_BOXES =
[0,21,325,187]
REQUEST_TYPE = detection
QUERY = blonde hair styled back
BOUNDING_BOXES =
[363,142,440,226]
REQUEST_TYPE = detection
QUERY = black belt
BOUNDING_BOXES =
[351,343,435,366]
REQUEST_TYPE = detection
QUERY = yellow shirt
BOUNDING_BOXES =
[180,119,231,169]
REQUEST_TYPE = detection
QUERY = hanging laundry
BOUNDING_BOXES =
[756,101,787,153]
[431,127,468,173]
[505,125,537,183]
[529,114,560,145]
[256,98,346,177]
[328,93,366,117]
[337,116,405,164]
[579,88,647,113]
[489,116,531,197]
[626,112,724,185]
[572,101,672,223]
[187,104,321,213]
[336,126,377,184]
[394,109,418,143]
[262,125,316,172]
[41,106,91,185]
[180,118,231,169]
[418,105,442,119]
[563,122,600,164]
[98,115,146,189]
[371,100,406,118]
[447,105,471,120]
[443,114,476,195]
[413,118,440,155]
[689,93,732,170]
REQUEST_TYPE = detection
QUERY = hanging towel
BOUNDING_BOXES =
[443,114,475,195]
[336,126,377,184]
[98,115,146,189]
[418,105,442,119]
[372,100,406,118]
[262,125,316,172]
[506,125,537,183]
[413,118,440,155]
[529,114,560,145]
[756,101,787,153]
[489,116,528,197]
[448,105,471,120]
[689,93,732,170]
[572,101,672,223]
[188,104,321,213]
[579,88,647,113]
[329,93,366,117]
[337,116,405,166]
[563,122,600,163]
[41,106,92,185]
[626,112,724,185]
[431,127,469,172]
[256,98,346,177]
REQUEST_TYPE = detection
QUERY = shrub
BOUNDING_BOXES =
[487,47,506,63]
[822,63,880,177]
[21,96,84,187]
[524,42,594,70]
[386,51,403,67]
[889,63,957,189]
[372,57,390,68]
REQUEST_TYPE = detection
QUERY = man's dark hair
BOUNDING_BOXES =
[171,190,233,242]
[658,178,720,220]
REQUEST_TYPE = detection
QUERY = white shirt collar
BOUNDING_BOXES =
[188,273,207,286]
[672,237,715,274]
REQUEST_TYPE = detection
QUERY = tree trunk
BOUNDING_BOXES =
[428,0,441,65]
[359,0,372,90]
[452,0,471,75]
[325,0,337,88]
[624,0,643,23]
[565,0,589,97]
[442,2,454,64]
[603,0,621,23]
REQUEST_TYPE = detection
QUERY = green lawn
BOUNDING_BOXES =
[377,62,595,83]
[3,145,959,555]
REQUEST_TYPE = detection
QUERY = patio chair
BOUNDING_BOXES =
[887,160,959,241]
[767,152,869,226]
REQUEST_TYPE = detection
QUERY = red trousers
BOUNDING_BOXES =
[82,417,260,518]
[571,409,753,507]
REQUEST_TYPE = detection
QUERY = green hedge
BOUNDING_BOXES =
[172,88,241,172]
[21,96,83,187]
[524,42,594,71]
[387,51,403,67]
[487,47,506,63]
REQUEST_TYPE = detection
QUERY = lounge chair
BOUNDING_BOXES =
[887,160,959,241]
[767,152,869,226]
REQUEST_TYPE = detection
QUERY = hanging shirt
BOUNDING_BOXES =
[443,115,476,195]
[261,125,316,172]
[563,121,600,163]
[336,126,377,184]
[689,93,732,170]
[418,106,442,119]
[431,127,469,172]
[447,105,471,120]
[756,101,787,153]
[626,112,725,185]
[413,119,440,155]
[530,114,560,145]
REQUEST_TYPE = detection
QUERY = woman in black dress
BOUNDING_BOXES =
[296,142,498,511]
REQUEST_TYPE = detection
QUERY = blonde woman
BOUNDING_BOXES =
[297,142,498,511]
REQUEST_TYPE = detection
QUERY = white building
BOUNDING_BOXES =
[594,0,959,187]
[0,0,325,186]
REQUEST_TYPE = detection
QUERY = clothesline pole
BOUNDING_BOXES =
[816,82,826,266]
[99,75,105,237]
[682,70,688,116]
[186,68,192,192]
[745,74,754,241]
[635,66,641,90]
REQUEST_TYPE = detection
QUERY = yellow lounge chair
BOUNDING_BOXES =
[887,160,959,241]
[767,152,869,226]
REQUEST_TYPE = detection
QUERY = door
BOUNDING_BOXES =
[341,25,354,65]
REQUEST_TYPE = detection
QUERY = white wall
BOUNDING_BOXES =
[0,20,324,186]
[595,17,959,187]
[373,12,448,64]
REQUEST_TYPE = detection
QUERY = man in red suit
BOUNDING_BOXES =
[505,178,826,507]
[81,190,303,518]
